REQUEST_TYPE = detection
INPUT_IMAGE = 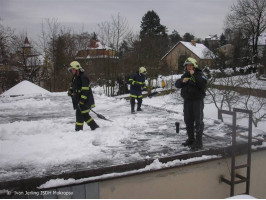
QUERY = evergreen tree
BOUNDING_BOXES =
[138,10,169,92]
[183,33,195,42]
[140,10,167,39]
[220,33,226,46]
[169,30,182,46]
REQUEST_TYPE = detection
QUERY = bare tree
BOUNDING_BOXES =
[225,0,266,63]
[237,74,266,127]
[96,14,132,96]
[207,76,241,112]
[208,74,266,127]
[73,31,91,52]
[97,13,132,52]
[38,18,61,91]
[0,19,15,65]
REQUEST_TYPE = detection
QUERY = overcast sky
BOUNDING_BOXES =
[0,0,238,41]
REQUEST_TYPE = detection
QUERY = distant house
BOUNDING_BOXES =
[205,34,220,50]
[161,41,213,72]
[219,44,234,57]
[75,39,117,61]
[75,38,118,80]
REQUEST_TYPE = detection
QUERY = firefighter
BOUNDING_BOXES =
[129,66,147,114]
[68,61,99,131]
[175,57,207,149]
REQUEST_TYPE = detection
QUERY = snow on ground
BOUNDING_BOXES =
[213,73,266,90]
[0,79,266,183]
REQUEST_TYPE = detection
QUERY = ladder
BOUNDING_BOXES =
[218,108,252,197]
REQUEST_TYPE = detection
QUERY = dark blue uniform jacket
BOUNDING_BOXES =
[175,68,207,100]
[129,71,147,98]
[69,72,95,110]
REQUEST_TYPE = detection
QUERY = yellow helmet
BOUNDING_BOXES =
[183,57,198,68]
[70,61,82,70]
[139,66,147,75]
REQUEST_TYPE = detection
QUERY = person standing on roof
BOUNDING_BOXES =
[68,61,99,131]
[175,57,207,149]
[129,66,147,114]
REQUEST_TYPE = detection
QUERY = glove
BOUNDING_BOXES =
[142,87,147,91]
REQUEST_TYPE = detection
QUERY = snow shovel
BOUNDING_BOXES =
[90,109,113,122]
[78,104,113,122]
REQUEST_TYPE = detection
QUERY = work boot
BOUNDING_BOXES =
[75,127,83,132]
[137,107,142,111]
[75,124,83,132]
[182,139,194,147]
[89,120,99,131]
[191,134,203,150]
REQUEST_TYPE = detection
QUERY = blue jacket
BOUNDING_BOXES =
[129,71,147,97]
[175,68,207,100]
[69,72,95,110]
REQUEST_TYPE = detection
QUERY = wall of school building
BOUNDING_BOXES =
[34,148,266,199]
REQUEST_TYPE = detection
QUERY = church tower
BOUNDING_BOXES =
[22,36,32,56]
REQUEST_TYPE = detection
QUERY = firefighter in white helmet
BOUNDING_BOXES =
[128,66,147,114]
[68,61,99,131]
[175,57,207,149]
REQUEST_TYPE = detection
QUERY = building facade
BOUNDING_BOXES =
[161,41,213,72]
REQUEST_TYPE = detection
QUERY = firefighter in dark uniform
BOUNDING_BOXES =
[68,61,99,131]
[175,57,207,149]
[129,66,147,114]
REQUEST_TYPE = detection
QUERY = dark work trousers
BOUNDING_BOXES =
[183,99,204,141]
[75,107,94,131]
[130,97,142,110]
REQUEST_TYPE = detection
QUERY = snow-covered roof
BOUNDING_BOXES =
[205,34,219,40]
[87,39,113,50]
[181,41,213,59]
[75,39,117,60]
[1,80,50,96]
[161,41,213,60]
[86,55,118,59]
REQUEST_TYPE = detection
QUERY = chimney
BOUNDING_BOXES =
[191,40,196,46]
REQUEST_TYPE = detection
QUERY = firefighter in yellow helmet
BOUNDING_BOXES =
[128,66,147,114]
[175,57,207,150]
[68,61,99,131]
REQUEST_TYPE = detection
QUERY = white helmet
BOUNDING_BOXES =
[70,61,82,70]
[139,66,147,75]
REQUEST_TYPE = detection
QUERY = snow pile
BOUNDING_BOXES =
[1,80,50,96]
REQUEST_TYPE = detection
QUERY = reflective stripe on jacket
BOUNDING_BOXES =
[129,71,146,97]
[70,72,95,110]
